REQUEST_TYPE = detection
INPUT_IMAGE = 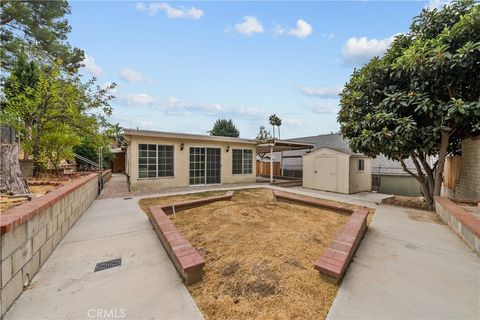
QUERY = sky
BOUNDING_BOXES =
[69,0,446,139]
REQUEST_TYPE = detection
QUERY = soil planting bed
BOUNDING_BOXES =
[1,174,84,212]
[142,188,354,319]
[382,195,430,211]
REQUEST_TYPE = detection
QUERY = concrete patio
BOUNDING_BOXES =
[4,176,479,319]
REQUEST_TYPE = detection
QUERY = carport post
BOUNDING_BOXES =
[270,145,274,183]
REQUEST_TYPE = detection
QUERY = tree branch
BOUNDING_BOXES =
[400,159,422,182]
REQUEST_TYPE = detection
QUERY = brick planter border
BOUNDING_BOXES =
[272,190,369,283]
[435,196,480,255]
[147,191,234,284]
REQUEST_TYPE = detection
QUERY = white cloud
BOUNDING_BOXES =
[118,93,156,106]
[162,97,222,116]
[273,24,286,36]
[285,118,304,126]
[426,0,452,10]
[100,82,117,95]
[341,35,396,66]
[321,33,335,40]
[82,54,103,76]
[274,19,313,39]
[287,19,313,39]
[307,101,339,114]
[136,2,203,20]
[300,86,342,98]
[235,107,266,119]
[230,16,264,35]
[119,68,150,82]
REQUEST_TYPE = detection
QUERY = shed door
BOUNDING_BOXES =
[314,156,337,192]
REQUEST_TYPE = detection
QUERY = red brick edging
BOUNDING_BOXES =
[0,172,107,234]
[147,191,234,284]
[272,190,369,282]
[436,197,480,239]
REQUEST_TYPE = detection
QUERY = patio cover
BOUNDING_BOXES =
[256,140,315,183]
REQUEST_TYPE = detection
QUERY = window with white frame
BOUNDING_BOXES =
[138,144,174,178]
[232,149,253,174]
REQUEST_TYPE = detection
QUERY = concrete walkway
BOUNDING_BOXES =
[5,190,203,319]
[286,187,480,320]
[98,173,131,199]
[5,181,479,319]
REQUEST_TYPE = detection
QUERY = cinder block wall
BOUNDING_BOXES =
[0,172,104,316]
[455,137,480,200]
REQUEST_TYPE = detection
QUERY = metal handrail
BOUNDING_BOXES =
[73,153,99,168]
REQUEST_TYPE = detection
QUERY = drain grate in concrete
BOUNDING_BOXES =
[94,258,122,272]
[124,197,132,200]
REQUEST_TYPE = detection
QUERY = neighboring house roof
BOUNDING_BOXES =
[283,133,421,176]
[288,133,361,155]
[123,129,258,145]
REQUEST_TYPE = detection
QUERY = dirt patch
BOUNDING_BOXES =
[382,195,430,211]
[1,184,62,212]
[1,174,84,212]
[142,188,352,319]
[406,210,444,224]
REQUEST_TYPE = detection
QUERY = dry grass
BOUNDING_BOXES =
[151,188,351,320]
[138,190,225,214]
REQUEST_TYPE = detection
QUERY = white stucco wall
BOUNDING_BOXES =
[126,135,256,192]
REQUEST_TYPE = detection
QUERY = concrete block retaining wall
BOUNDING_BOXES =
[0,171,109,316]
[435,197,480,256]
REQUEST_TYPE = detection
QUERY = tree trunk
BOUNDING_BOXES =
[0,144,29,195]
[400,157,434,210]
[433,130,452,198]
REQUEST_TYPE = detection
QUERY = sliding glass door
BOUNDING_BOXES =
[189,147,221,185]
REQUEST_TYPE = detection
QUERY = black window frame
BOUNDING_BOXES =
[232,149,253,175]
[138,144,174,179]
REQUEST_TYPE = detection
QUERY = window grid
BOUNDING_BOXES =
[232,149,253,175]
[206,148,221,184]
[189,147,206,185]
[138,144,174,179]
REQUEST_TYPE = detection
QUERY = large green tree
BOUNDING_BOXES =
[4,60,116,176]
[0,0,84,72]
[338,0,480,209]
[209,119,240,137]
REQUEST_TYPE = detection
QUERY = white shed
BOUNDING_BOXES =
[303,148,372,194]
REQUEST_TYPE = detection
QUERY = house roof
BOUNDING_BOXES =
[124,129,258,145]
[285,133,421,176]
[288,133,361,155]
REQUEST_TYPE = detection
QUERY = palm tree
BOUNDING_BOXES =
[269,114,277,139]
[275,117,282,140]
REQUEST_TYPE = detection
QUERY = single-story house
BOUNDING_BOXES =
[123,129,258,192]
[303,147,371,194]
[282,133,423,196]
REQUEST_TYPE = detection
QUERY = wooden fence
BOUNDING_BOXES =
[256,161,280,176]
[443,156,461,189]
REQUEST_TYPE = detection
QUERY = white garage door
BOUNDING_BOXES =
[314,156,337,192]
